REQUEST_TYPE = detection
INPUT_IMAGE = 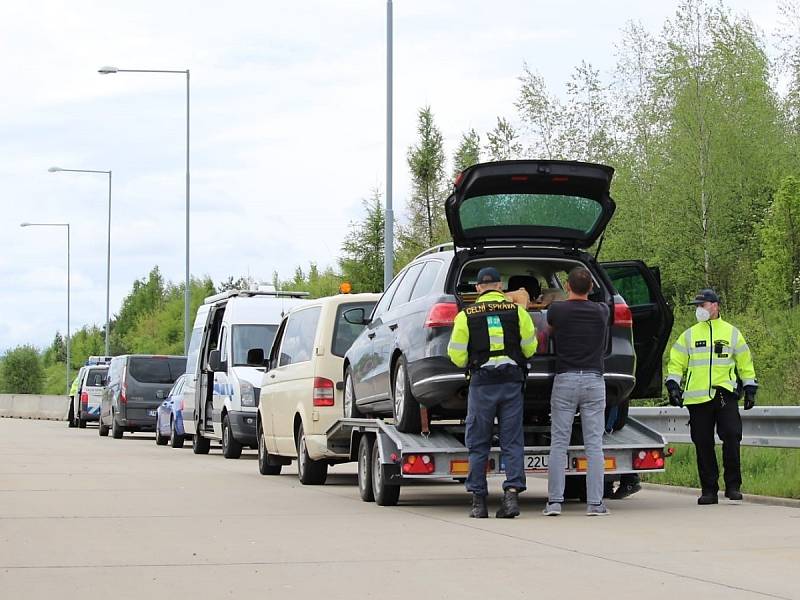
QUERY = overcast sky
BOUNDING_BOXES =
[0,0,783,352]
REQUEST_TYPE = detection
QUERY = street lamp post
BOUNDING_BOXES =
[98,65,191,353]
[20,222,71,395]
[49,167,112,356]
[384,0,394,289]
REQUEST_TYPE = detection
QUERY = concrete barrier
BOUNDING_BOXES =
[0,394,69,421]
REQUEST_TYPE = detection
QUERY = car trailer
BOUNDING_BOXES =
[325,416,669,506]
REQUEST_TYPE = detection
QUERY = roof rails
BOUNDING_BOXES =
[203,289,310,305]
[412,242,455,262]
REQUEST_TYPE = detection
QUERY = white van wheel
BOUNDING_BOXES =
[222,414,242,459]
[296,423,327,485]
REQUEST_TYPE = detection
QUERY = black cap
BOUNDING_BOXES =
[688,288,720,305]
[476,267,501,284]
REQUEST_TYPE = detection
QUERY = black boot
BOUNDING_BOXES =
[470,494,488,518]
[725,488,743,502]
[496,488,520,518]
[697,491,719,505]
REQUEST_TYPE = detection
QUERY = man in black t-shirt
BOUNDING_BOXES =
[543,267,610,517]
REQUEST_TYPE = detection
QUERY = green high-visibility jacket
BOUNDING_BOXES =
[447,290,537,369]
[665,317,757,405]
[69,372,82,397]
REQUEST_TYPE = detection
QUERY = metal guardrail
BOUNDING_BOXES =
[629,406,800,448]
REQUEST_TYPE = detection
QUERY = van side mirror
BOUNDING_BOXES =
[246,348,265,366]
[208,349,227,372]
[343,307,369,325]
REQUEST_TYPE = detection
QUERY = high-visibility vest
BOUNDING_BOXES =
[447,290,537,370]
[665,317,757,405]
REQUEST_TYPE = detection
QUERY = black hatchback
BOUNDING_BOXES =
[343,160,673,433]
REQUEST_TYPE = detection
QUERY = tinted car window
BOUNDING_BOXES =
[390,263,424,308]
[332,301,377,357]
[279,307,322,366]
[410,261,442,301]
[603,265,653,306]
[372,273,405,318]
[85,368,107,387]
[128,357,187,384]
[232,324,278,366]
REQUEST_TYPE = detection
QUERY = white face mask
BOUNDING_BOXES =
[695,307,711,322]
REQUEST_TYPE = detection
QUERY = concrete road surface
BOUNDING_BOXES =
[1,419,798,600]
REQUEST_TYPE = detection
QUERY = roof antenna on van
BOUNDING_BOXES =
[594,233,606,261]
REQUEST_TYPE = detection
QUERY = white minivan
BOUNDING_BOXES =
[257,293,379,484]
[182,287,308,458]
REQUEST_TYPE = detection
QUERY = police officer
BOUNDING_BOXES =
[447,267,538,518]
[665,288,757,505]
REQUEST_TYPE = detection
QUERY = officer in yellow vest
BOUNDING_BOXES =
[447,267,537,518]
[665,288,757,505]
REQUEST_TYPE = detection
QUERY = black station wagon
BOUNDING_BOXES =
[343,160,674,433]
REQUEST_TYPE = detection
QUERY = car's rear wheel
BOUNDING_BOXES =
[257,422,282,475]
[609,399,629,432]
[111,411,123,439]
[357,435,375,502]
[98,416,109,437]
[222,414,242,459]
[343,367,362,419]
[77,409,87,429]
[155,419,168,446]
[372,438,400,506]
[296,423,327,485]
[169,416,184,448]
[392,357,421,434]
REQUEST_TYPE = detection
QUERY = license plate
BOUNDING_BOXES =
[148,410,157,417]
[524,454,550,472]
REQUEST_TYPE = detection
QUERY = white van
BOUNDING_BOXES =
[182,288,308,458]
[257,293,380,483]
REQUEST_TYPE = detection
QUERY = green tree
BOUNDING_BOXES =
[452,129,481,175]
[340,189,385,293]
[756,176,800,308]
[485,116,522,161]
[0,345,44,394]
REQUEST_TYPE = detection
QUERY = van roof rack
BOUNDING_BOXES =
[203,289,310,305]
[412,242,455,262]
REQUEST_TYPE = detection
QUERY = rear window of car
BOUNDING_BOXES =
[85,368,107,387]
[332,301,377,357]
[459,194,603,235]
[128,357,187,384]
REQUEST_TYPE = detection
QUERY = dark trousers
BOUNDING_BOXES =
[687,390,743,494]
[465,366,526,496]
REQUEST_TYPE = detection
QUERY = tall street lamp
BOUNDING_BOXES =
[49,166,112,356]
[384,0,394,289]
[20,222,71,395]
[98,65,191,353]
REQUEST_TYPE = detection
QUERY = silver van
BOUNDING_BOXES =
[99,354,187,438]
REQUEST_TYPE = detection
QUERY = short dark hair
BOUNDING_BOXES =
[567,267,593,295]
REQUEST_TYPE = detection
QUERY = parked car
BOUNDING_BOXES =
[68,356,112,428]
[75,364,108,428]
[155,374,188,447]
[343,159,674,433]
[99,354,187,438]
[183,287,309,458]
[257,293,379,483]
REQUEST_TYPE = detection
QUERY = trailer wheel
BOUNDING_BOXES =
[222,414,242,459]
[296,423,327,485]
[343,367,362,419]
[257,422,282,475]
[169,417,185,448]
[392,357,421,434]
[372,440,400,506]
[68,399,76,428]
[357,435,375,502]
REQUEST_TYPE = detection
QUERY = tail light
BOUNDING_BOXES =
[402,454,435,475]
[613,302,633,328]
[633,449,664,470]
[80,391,89,406]
[312,377,335,407]
[120,382,127,405]
[425,302,458,328]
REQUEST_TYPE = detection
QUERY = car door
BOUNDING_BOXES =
[182,311,208,428]
[600,260,674,398]
[261,316,289,453]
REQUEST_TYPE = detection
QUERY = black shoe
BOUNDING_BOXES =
[725,488,743,502]
[611,480,642,500]
[496,489,520,518]
[697,492,719,505]
[470,494,488,518]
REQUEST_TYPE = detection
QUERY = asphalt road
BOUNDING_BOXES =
[1,419,798,600]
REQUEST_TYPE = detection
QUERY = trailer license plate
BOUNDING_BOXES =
[525,454,549,471]
[148,410,157,417]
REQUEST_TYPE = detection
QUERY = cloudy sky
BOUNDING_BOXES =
[0,0,783,352]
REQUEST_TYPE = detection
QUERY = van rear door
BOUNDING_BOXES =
[599,261,674,398]
[125,357,188,422]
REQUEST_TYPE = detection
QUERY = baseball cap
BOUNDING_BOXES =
[688,288,720,305]
[476,267,501,284]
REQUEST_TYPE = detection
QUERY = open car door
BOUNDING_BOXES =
[600,260,674,398]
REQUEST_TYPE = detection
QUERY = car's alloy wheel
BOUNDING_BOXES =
[296,423,327,485]
[343,368,362,418]
[169,417,184,448]
[257,423,281,475]
[222,414,242,459]
[392,358,421,434]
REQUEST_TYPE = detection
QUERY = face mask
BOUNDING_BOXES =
[695,307,711,322]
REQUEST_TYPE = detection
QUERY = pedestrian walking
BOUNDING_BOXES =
[665,288,757,504]
[543,267,610,516]
[447,266,538,518]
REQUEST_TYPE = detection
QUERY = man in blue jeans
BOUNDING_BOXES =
[544,267,610,516]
